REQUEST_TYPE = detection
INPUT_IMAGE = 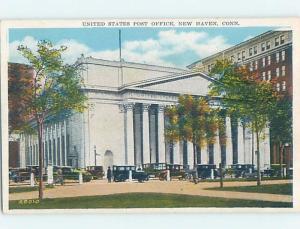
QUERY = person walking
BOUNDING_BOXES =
[107,166,112,183]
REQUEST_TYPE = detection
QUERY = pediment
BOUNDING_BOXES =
[134,72,214,96]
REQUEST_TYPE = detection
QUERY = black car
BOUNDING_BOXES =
[113,166,149,182]
[143,163,167,178]
[231,164,255,178]
[87,166,104,179]
[166,164,187,180]
[196,164,219,179]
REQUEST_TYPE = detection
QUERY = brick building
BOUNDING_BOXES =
[187,29,293,165]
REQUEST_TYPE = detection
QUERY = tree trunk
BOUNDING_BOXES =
[193,142,197,167]
[37,120,44,201]
[279,141,284,178]
[256,131,261,186]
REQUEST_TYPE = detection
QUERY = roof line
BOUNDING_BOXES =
[187,29,292,68]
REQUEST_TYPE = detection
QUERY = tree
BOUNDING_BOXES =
[17,40,88,200]
[269,96,292,176]
[209,59,278,186]
[165,95,219,167]
[8,63,34,134]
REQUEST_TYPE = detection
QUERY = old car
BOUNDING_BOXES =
[166,164,187,180]
[231,164,255,178]
[143,163,167,179]
[196,164,219,179]
[86,166,104,179]
[113,165,149,182]
[52,166,93,183]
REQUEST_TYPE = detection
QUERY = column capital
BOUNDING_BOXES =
[142,104,151,112]
[125,103,134,111]
[158,104,165,112]
[119,103,135,112]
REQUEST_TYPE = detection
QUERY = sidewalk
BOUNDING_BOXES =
[9,179,292,203]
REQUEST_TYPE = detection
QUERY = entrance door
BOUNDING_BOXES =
[103,150,114,174]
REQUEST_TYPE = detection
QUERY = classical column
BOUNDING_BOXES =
[201,141,208,164]
[64,120,68,166]
[125,103,135,165]
[173,141,180,164]
[43,127,46,167]
[264,126,271,168]
[237,119,245,164]
[59,122,63,166]
[187,141,194,169]
[52,123,57,165]
[244,126,252,164]
[142,104,151,164]
[157,105,166,163]
[225,116,233,166]
[214,128,221,167]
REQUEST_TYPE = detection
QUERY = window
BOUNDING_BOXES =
[275,37,279,46]
[276,52,280,63]
[208,64,211,72]
[267,55,271,65]
[254,60,258,70]
[266,41,271,50]
[282,81,286,91]
[262,72,266,81]
[267,70,271,81]
[276,83,280,91]
[249,48,253,56]
[237,52,241,61]
[242,51,246,60]
[281,50,286,61]
[282,66,286,76]
[261,43,265,52]
[262,57,266,67]
[276,67,280,77]
[231,55,235,62]
[254,46,258,54]
[280,35,285,44]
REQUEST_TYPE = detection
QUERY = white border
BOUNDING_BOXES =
[1,18,300,214]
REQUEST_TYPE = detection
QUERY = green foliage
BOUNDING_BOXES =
[270,96,292,145]
[165,95,219,156]
[209,59,277,136]
[17,40,87,122]
[17,40,88,200]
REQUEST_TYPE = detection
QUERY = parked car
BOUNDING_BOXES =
[166,164,187,180]
[87,166,104,179]
[53,166,93,182]
[143,163,167,178]
[9,168,31,182]
[231,164,255,178]
[113,165,149,182]
[196,164,218,179]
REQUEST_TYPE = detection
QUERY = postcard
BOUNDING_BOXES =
[1,18,299,213]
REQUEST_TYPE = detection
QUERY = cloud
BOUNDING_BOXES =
[9,30,232,68]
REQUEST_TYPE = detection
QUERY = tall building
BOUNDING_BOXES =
[187,29,292,97]
[18,57,271,171]
[187,29,293,165]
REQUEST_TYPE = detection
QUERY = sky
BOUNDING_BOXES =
[9,27,277,68]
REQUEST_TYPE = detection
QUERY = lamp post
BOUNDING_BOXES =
[94,145,101,166]
[285,143,290,177]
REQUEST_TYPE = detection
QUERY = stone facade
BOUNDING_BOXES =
[19,57,271,170]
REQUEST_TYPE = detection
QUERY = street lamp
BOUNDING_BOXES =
[94,145,101,166]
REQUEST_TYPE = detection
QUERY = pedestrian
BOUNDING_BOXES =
[107,166,112,183]
[56,168,64,185]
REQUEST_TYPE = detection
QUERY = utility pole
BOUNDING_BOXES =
[119,29,124,86]
[94,145,101,166]
[219,162,223,188]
